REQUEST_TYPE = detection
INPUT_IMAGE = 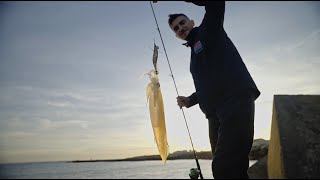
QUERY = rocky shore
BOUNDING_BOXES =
[247,138,269,179]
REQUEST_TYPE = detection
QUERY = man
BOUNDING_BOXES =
[163,1,260,179]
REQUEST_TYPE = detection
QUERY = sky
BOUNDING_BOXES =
[0,1,319,164]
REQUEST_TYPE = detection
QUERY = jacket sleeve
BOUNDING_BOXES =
[186,1,225,31]
[187,92,199,108]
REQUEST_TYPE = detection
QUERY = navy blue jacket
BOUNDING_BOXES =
[185,1,260,117]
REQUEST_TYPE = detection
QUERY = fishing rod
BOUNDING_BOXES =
[149,2,204,179]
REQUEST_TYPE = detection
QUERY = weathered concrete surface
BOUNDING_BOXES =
[268,100,285,178]
[268,95,320,179]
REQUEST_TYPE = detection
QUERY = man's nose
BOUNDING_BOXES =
[179,28,184,34]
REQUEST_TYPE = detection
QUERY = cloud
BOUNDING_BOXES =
[0,84,151,157]
[287,29,320,51]
[243,28,320,95]
[47,101,74,108]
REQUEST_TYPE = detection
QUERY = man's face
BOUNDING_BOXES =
[170,15,195,40]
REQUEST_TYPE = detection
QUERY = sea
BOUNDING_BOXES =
[0,159,257,179]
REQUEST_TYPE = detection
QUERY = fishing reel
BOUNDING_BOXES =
[189,168,200,179]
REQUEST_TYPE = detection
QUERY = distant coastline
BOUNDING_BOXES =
[70,139,269,163]
[70,150,212,163]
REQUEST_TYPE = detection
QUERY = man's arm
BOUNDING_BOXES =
[187,92,199,108]
[186,1,225,31]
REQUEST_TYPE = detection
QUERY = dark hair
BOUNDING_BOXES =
[168,13,188,26]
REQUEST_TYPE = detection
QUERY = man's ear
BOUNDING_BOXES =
[191,20,195,27]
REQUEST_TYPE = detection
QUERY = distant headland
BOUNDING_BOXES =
[70,150,211,163]
[70,139,269,163]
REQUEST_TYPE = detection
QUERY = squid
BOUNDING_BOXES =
[142,43,169,164]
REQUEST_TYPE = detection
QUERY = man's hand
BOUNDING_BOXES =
[177,96,190,109]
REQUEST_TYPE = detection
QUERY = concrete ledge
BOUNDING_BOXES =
[268,95,320,179]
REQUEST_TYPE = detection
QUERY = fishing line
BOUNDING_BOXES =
[149,2,203,179]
